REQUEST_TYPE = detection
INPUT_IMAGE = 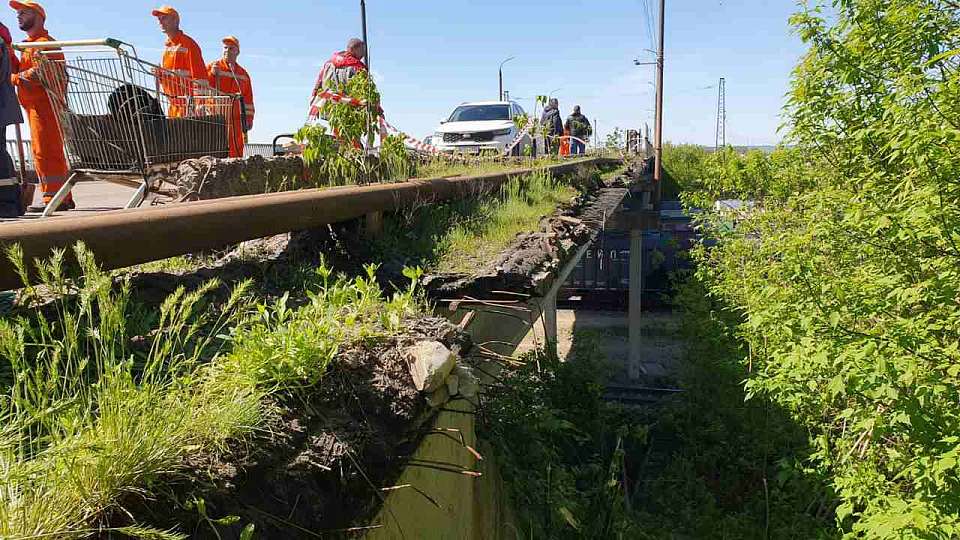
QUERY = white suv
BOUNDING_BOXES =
[433,101,536,155]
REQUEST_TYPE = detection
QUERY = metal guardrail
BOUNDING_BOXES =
[0,157,619,290]
[5,140,276,171]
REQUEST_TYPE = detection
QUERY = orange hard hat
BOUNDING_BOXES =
[222,35,240,49]
[151,5,179,18]
[9,0,45,20]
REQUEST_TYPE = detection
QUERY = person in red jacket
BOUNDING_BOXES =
[208,36,254,158]
[152,5,206,118]
[308,38,367,121]
[0,19,18,72]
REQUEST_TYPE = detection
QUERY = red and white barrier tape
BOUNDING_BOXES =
[379,116,446,155]
[501,123,534,157]
[307,90,368,121]
[307,90,541,163]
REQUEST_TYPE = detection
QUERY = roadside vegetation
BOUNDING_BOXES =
[0,245,424,539]
[372,169,579,275]
[665,1,960,537]
[412,154,568,180]
[294,70,577,187]
[481,292,836,539]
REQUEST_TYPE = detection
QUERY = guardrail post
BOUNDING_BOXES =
[629,228,646,380]
[365,211,384,237]
[542,291,558,348]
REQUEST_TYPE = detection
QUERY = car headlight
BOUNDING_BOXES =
[434,132,444,140]
[492,128,513,136]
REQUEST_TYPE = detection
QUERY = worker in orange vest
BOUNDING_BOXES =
[152,5,206,118]
[559,128,571,157]
[9,0,72,212]
[208,36,254,158]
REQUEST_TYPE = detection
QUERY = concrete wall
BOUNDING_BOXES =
[366,302,545,539]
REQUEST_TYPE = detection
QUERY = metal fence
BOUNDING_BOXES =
[243,143,274,158]
[6,139,275,171]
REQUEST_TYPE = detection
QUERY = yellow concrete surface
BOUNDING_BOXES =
[365,398,519,540]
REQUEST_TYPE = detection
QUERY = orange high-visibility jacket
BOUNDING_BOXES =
[160,31,206,117]
[208,59,254,158]
[12,31,68,182]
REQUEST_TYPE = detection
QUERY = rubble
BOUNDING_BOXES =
[171,154,307,200]
[406,340,457,392]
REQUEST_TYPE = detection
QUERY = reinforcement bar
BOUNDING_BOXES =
[0,157,619,290]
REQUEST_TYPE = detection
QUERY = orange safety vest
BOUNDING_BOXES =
[13,31,69,193]
[208,59,254,158]
[13,30,65,109]
[159,31,206,118]
[560,129,571,157]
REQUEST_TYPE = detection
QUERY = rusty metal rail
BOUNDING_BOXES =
[0,157,619,290]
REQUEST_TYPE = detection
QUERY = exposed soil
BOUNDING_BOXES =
[117,318,466,539]
[422,185,629,300]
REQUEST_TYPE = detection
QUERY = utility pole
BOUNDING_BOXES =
[594,118,599,151]
[499,56,515,101]
[715,77,726,152]
[360,0,382,235]
[361,0,369,71]
[653,0,665,206]
[360,0,374,151]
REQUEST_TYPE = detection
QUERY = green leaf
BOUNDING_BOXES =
[558,506,581,530]
[929,47,960,65]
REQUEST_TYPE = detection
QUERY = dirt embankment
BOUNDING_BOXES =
[120,319,469,539]
[423,183,629,301]
[87,162,626,537]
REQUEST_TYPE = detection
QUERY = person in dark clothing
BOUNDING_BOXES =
[0,22,23,217]
[540,97,563,154]
[564,105,592,155]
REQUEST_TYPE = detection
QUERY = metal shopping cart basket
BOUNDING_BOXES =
[15,38,241,217]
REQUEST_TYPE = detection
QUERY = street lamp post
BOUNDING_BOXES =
[499,56,515,101]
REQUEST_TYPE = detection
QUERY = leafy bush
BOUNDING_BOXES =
[297,71,411,185]
[686,1,960,537]
[480,335,647,539]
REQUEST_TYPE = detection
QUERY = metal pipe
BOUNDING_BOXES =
[0,158,614,290]
[14,38,131,53]
[13,124,26,184]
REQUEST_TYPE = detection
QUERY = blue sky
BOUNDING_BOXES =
[16,1,806,146]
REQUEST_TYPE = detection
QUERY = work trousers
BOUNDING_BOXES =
[25,99,70,203]
[0,125,22,217]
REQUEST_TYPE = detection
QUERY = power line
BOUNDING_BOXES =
[640,0,657,53]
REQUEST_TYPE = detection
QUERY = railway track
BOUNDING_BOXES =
[603,382,684,405]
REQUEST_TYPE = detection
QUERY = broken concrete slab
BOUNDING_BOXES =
[406,340,457,392]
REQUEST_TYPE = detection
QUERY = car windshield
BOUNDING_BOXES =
[448,105,511,122]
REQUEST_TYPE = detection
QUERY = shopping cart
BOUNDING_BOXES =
[14,38,241,217]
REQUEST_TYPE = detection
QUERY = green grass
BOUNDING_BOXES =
[131,253,221,275]
[373,170,578,275]
[413,155,567,179]
[0,246,423,539]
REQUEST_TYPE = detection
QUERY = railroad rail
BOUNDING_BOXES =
[0,157,620,290]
